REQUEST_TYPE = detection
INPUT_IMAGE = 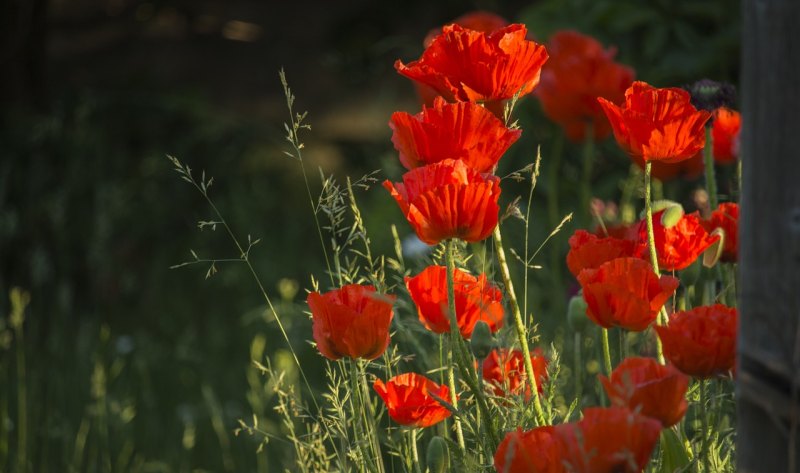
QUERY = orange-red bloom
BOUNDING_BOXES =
[482,348,548,400]
[559,407,662,473]
[566,229,645,278]
[537,30,634,142]
[631,209,720,271]
[494,426,567,473]
[396,24,548,105]
[423,11,508,48]
[701,203,739,262]
[373,373,452,428]
[390,97,521,172]
[598,81,711,163]
[308,284,395,361]
[384,159,501,245]
[577,258,679,331]
[712,107,741,164]
[405,265,504,338]
[599,357,689,427]
[655,304,738,378]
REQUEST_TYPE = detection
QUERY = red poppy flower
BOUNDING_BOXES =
[566,229,645,278]
[630,209,720,271]
[307,284,395,361]
[537,30,634,142]
[701,203,738,262]
[577,258,679,331]
[405,265,504,338]
[654,304,738,378]
[494,426,567,473]
[396,24,549,105]
[712,107,741,164]
[373,373,452,428]
[423,11,509,48]
[384,159,501,245]
[599,357,689,427]
[598,81,711,163]
[482,348,548,400]
[559,407,662,473]
[390,97,521,173]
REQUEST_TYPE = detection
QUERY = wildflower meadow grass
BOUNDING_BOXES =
[171,17,738,473]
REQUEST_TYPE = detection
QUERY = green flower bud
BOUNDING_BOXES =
[639,200,684,228]
[660,203,685,228]
[470,321,495,360]
[703,228,726,268]
[568,294,589,332]
[426,436,449,473]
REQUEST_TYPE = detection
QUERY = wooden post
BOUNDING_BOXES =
[737,0,800,472]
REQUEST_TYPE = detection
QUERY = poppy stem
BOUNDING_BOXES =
[703,125,718,209]
[601,328,613,377]
[358,361,386,473]
[644,162,667,364]
[410,429,422,473]
[444,240,500,453]
[441,243,467,454]
[491,226,547,426]
[445,343,466,454]
[699,379,711,472]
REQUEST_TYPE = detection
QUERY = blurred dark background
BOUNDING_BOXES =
[0,0,739,471]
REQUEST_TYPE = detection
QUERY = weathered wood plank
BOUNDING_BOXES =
[738,0,800,471]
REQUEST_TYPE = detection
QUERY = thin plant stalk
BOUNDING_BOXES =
[573,332,583,402]
[700,379,711,472]
[601,328,613,376]
[410,429,422,473]
[443,241,501,453]
[492,226,547,426]
[444,342,466,454]
[703,126,718,209]
[643,162,667,364]
[10,289,28,473]
[280,69,336,288]
[358,361,386,473]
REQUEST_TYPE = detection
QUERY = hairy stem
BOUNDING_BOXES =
[703,126,718,209]
[644,162,667,364]
[410,429,422,473]
[601,328,613,377]
[492,227,547,426]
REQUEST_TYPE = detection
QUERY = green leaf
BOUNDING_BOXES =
[660,428,691,473]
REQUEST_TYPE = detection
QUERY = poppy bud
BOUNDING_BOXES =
[639,200,684,228]
[659,203,685,228]
[426,436,449,473]
[470,321,495,359]
[702,228,726,268]
[683,79,737,113]
[567,293,589,331]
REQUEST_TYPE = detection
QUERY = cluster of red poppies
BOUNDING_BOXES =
[306,10,741,472]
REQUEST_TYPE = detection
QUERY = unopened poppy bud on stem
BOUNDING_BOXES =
[567,294,589,331]
[702,227,726,268]
[470,321,495,359]
[426,436,449,473]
